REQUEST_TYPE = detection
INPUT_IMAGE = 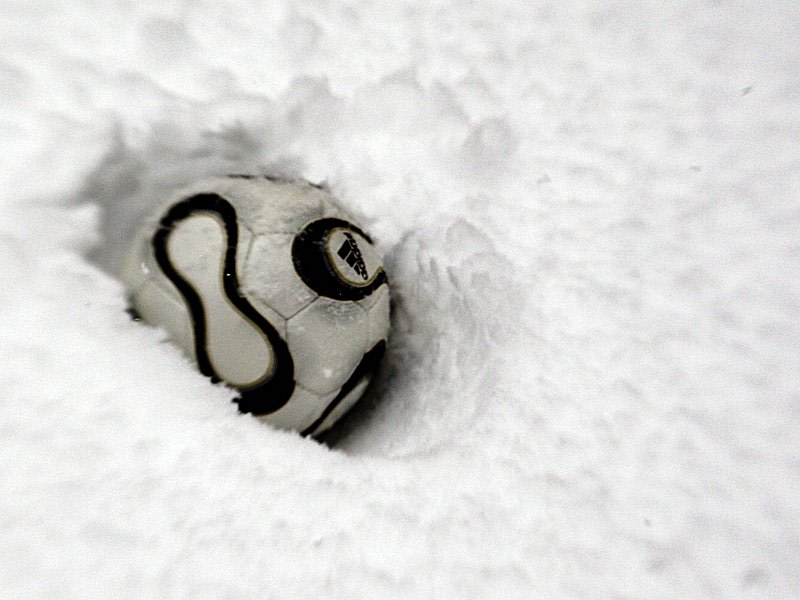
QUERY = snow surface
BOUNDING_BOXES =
[1,1,799,598]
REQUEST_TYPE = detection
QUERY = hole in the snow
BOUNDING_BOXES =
[79,131,498,461]
[77,127,415,455]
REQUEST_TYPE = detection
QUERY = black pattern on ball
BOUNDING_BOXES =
[292,218,388,301]
[152,193,296,415]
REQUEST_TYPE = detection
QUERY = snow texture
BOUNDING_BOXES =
[1,1,799,598]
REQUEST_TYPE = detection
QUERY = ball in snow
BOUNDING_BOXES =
[120,175,390,436]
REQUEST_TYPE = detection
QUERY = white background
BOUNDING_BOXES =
[1,1,798,598]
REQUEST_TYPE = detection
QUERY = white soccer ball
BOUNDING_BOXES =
[121,175,390,436]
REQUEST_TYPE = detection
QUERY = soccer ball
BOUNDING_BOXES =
[121,175,390,436]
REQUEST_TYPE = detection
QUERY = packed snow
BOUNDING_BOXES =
[1,1,799,598]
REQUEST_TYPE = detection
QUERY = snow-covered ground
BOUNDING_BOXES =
[2,1,799,597]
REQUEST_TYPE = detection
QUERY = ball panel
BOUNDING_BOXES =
[257,385,335,432]
[311,376,372,435]
[133,278,195,362]
[356,281,388,312]
[165,212,276,388]
[287,297,368,396]
[235,216,254,285]
[241,233,317,319]
[298,339,386,436]
[226,177,326,235]
[242,296,288,339]
[119,228,151,293]
[319,194,355,221]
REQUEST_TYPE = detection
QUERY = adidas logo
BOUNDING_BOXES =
[336,233,369,281]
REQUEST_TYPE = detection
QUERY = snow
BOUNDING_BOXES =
[1,0,799,597]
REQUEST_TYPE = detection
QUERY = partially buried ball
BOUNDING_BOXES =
[121,175,390,436]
